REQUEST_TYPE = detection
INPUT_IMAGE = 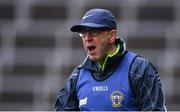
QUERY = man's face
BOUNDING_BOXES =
[79,28,112,62]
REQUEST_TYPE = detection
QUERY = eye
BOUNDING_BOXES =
[78,29,103,38]
[89,30,99,36]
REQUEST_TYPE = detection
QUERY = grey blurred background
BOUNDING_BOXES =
[0,0,179,110]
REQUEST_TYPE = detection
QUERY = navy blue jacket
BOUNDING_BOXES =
[54,37,166,111]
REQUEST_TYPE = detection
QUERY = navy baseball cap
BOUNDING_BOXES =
[70,8,117,32]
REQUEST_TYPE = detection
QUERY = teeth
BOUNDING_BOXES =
[88,46,95,51]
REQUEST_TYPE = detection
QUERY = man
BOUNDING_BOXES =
[54,8,166,111]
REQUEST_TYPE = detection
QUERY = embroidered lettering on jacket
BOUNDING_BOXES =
[92,86,108,92]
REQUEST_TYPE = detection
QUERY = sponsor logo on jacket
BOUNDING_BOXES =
[79,97,88,107]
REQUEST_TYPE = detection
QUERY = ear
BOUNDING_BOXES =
[108,30,116,44]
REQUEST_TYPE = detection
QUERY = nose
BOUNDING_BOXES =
[83,32,93,41]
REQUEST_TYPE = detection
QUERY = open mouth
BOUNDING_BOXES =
[87,45,96,52]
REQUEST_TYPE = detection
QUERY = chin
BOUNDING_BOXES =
[89,56,99,62]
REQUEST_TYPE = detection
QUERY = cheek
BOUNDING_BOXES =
[82,40,87,50]
[98,39,109,55]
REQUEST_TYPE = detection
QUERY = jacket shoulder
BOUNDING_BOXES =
[129,56,150,76]
[129,55,156,91]
[129,55,166,111]
[129,55,159,80]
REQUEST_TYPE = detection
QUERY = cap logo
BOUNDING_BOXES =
[82,14,94,20]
